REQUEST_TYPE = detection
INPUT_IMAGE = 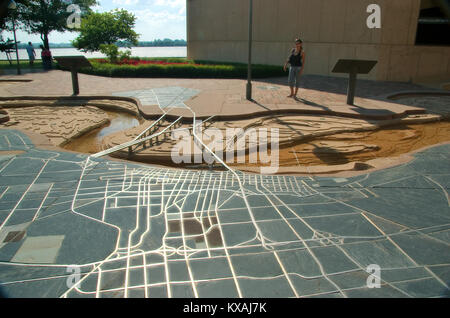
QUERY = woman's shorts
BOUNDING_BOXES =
[288,66,302,88]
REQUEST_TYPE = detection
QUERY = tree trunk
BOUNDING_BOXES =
[40,33,49,50]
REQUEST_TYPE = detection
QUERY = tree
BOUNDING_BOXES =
[0,35,16,64]
[7,0,98,50]
[98,43,131,63]
[72,9,139,52]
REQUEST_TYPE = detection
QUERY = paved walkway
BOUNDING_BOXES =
[1,69,448,120]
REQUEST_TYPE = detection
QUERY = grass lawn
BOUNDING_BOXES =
[0,59,45,69]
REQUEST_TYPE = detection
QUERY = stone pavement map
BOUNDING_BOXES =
[112,87,201,110]
[0,129,449,298]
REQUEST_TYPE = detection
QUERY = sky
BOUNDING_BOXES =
[3,0,187,44]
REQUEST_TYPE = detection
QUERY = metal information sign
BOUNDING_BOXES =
[54,56,92,96]
[332,59,378,105]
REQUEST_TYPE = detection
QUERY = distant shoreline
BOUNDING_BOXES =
[16,41,187,50]
[17,44,188,49]
[0,46,187,61]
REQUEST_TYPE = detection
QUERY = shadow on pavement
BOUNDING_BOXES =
[258,74,441,99]
[51,97,90,107]
[350,107,397,118]
[249,99,306,138]
[258,74,450,116]
[1,67,51,76]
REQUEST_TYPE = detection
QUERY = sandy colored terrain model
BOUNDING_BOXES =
[0,98,142,148]
[0,97,449,175]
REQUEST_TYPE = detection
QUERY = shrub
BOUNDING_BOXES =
[99,44,133,63]
[119,49,132,61]
[99,44,119,63]
[60,58,285,79]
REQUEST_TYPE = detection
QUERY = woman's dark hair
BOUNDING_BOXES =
[295,38,303,44]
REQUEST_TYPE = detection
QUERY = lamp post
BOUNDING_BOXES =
[8,0,21,75]
[246,0,253,100]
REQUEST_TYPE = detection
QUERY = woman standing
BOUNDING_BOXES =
[283,38,305,98]
[40,45,52,70]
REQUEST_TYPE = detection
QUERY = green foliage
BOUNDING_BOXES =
[99,44,132,63]
[57,58,285,79]
[136,57,190,63]
[0,36,15,53]
[0,0,26,30]
[99,44,119,63]
[0,60,44,69]
[11,0,98,49]
[72,9,139,52]
[137,39,187,47]
[119,49,132,61]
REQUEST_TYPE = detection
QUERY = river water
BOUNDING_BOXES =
[0,46,187,61]
[63,111,141,154]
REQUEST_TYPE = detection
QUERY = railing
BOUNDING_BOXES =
[191,115,216,132]
[91,115,216,159]
[91,116,182,158]
[127,116,183,154]
[133,113,167,141]
[129,115,216,155]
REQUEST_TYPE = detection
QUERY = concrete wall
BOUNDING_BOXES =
[187,0,450,83]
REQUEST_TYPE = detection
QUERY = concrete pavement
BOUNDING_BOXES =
[2,69,448,121]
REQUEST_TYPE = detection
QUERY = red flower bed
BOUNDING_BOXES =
[95,59,198,66]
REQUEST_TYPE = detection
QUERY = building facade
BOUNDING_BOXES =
[187,0,450,83]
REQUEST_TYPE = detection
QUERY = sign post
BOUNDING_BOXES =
[246,0,253,101]
[332,59,378,105]
[54,56,92,96]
